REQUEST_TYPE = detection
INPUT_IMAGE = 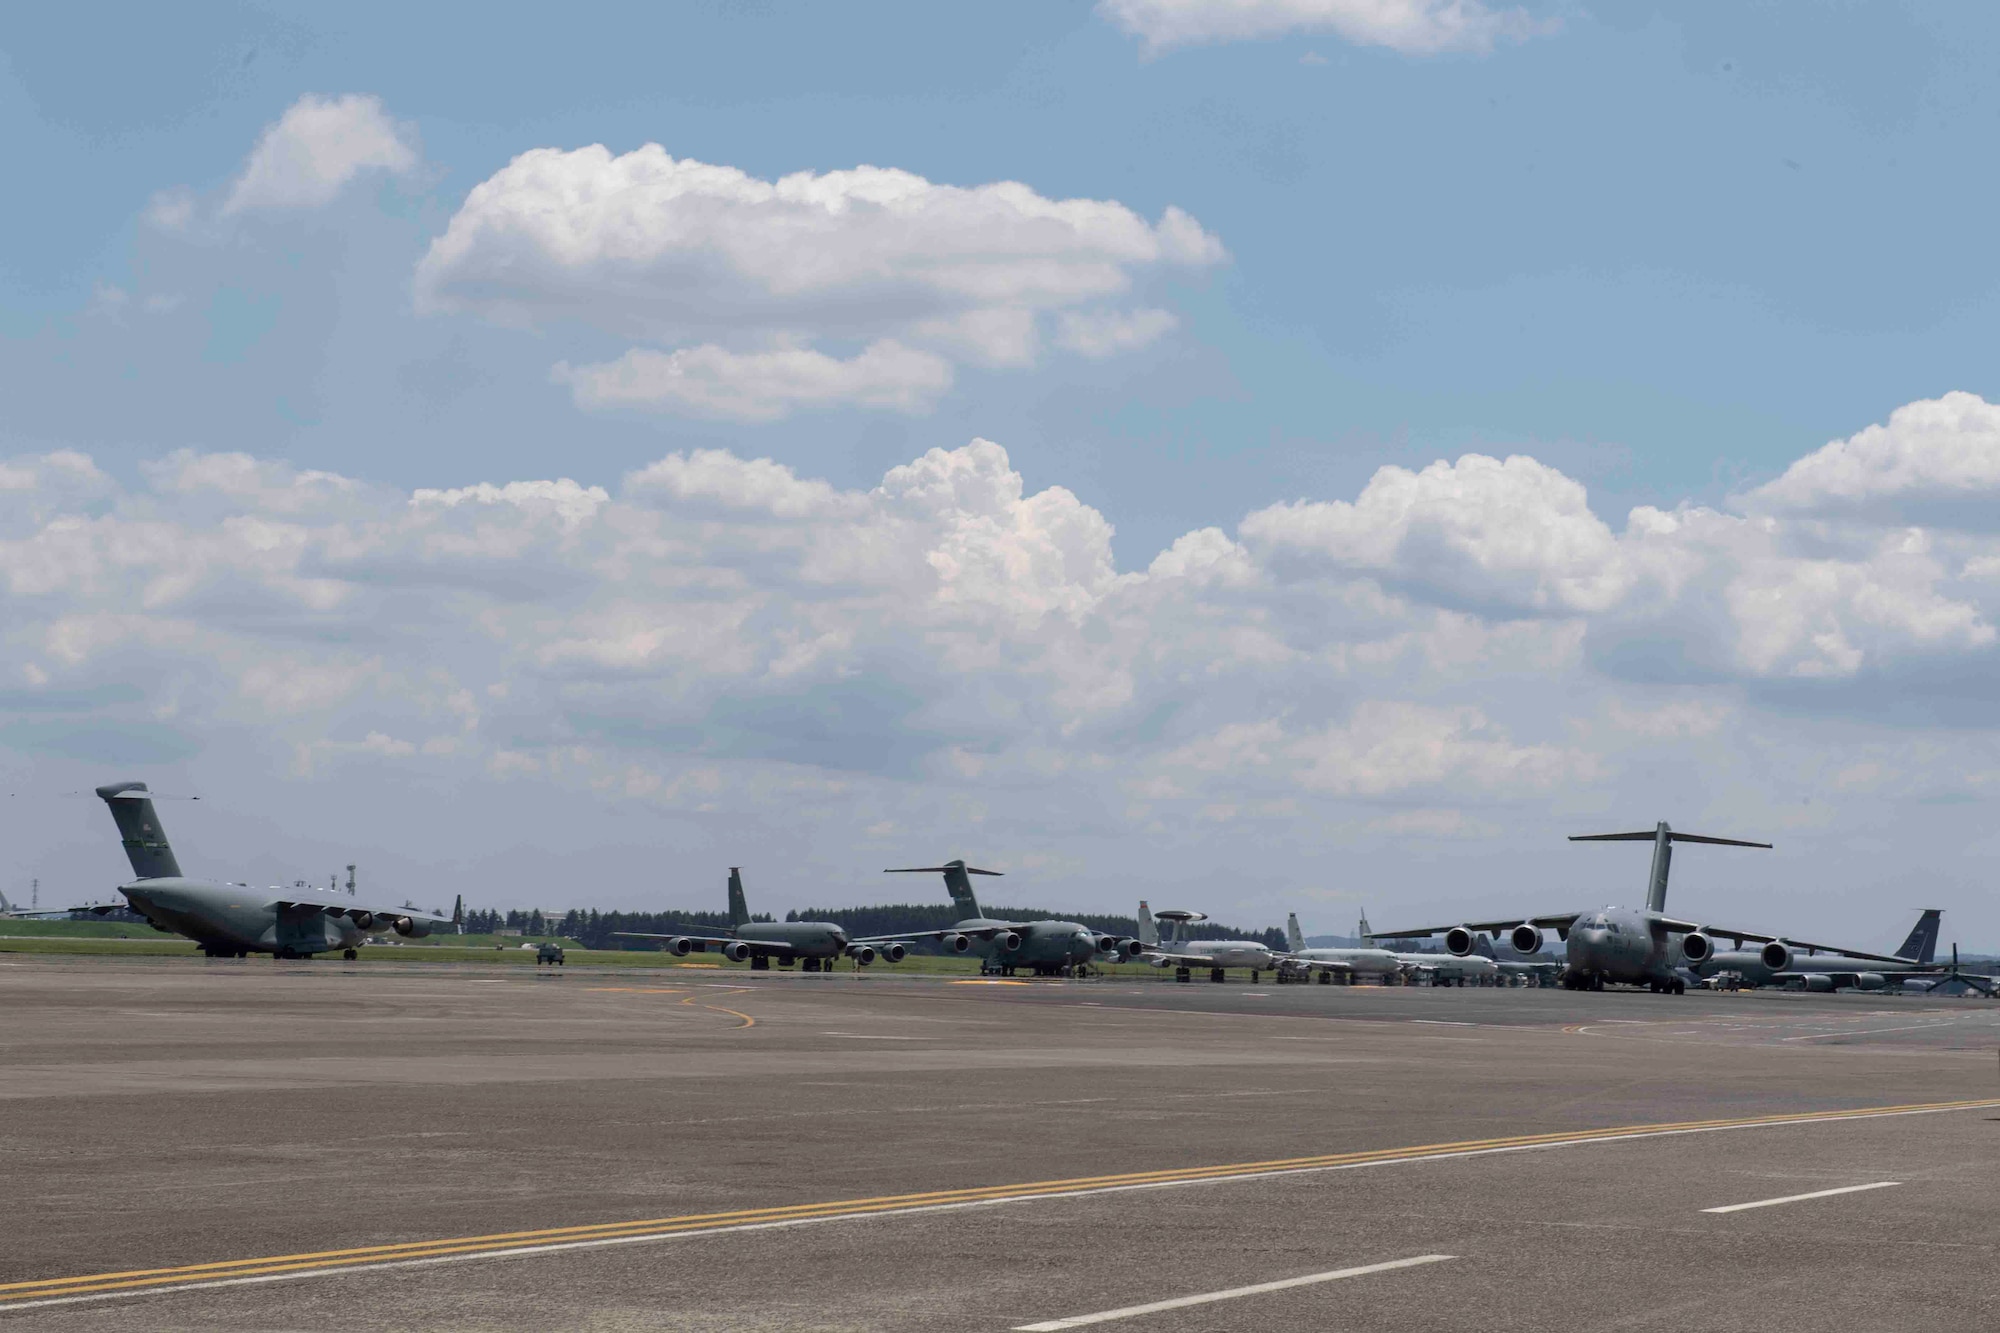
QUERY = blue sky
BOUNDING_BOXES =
[5,2,2000,940]
[9,3,1994,554]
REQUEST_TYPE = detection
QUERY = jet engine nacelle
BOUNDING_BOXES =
[942,933,973,954]
[387,916,417,936]
[1760,941,1793,972]
[1116,941,1146,961]
[1801,973,1835,993]
[994,930,1022,952]
[1509,924,1543,955]
[1095,935,1121,954]
[665,936,695,957]
[848,945,876,966]
[1443,926,1477,957]
[875,942,907,963]
[349,911,377,931]
[1680,930,1713,965]
[1855,972,1886,991]
[720,941,753,964]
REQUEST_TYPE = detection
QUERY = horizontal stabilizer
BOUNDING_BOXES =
[1569,830,1771,848]
[884,866,1003,876]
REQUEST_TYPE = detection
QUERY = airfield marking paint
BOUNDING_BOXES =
[1781,1023,1967,1042]
[1701,1181,1902,1213]
[584,986,755,1028]
[5,1097,1999,1312]
[1010,1255,1455,1330]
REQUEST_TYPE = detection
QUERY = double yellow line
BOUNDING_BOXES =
[6,1096,1996,1311]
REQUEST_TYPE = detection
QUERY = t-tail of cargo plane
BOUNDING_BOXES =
[99,781,184,880]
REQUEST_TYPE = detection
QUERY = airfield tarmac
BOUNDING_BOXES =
[3,958,1997,1329]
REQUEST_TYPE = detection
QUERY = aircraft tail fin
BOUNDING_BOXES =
[1285,913,1305,952]
[1137,901,1158,948]
[885,860,999,919]
[452,894,464,935]
[727,868,751,928]
[1569,822,1770,913]
[95,782,183,880]
[0,889,11,914]
[1893,909,1941,964]
[1357,909,1372,939]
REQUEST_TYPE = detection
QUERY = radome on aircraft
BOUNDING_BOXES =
[1371,821,1787,995]
[858,861,1142,976]
[66,782,457,959]
[615,867,903,970]
[1133,901,1279,982]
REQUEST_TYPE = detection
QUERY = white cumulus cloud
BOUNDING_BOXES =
[223,94,418,215]
[1099,0,1550,55]
[416,145,1223,420]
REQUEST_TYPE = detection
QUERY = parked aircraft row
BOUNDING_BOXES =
[43,785,1971,993]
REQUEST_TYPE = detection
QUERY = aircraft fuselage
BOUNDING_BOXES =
[1563,907,1684,986]
[964,917,1100,971]
[734,921,851,959]
[119,878,370,958]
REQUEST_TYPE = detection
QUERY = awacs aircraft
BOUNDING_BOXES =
[1691,909,1944,991]
[1135,902,1278,983]
[73,782,456,959]
[614,867,900,971]
[1371,822,1783,995]
[859,861,1142,976]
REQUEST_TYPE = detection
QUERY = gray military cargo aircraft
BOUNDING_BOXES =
[856,861,1142,976]
[1690,909,1945,991]
[74,782,456,959]
[614,867,902,971]
[1370,821,1784,995]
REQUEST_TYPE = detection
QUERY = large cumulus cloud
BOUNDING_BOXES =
[8,394,2000,930]
[415,147,1224,420]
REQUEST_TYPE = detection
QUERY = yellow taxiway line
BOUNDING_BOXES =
[5,1095,1996,1311]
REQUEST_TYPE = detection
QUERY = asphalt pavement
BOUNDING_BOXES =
[3,957,1996,1328]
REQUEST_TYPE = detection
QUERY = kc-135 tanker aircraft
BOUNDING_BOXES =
[71,781,457,959]
[614,867,905,970]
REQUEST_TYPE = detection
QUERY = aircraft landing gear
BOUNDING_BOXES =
[1175,966,1191,983]
[1316,970,1331,985]
[1208,968,1226,984]
[750,955,770,971]
[802,957,821,973]
[342,948,358,961]
[1249,970,1260,984]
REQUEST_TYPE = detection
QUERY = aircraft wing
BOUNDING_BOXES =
[282,898,453,925]
[612,932,802,957]
[1368,913,1581,939]
[849,925,1015,945]
[1651,917,1776,944]
[1768,939,1930,967]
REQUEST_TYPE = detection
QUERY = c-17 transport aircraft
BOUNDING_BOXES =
[1370,821,1787,995]
[1690,909,1945,991]
[614,867,903,971]
[857,861,1142,976]
[70,782,456,959]
[1134,902,1278,983]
